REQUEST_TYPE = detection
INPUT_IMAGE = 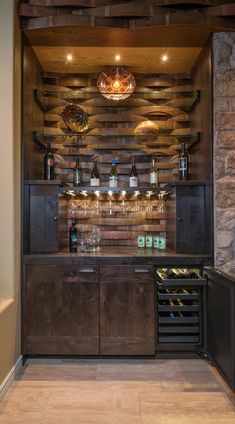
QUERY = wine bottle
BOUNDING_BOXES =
[73,157,82,186]
[187,269,200,279]
[178,143,189,181]
[44,145,54,180]
[150,158,158,188]
[129,157,138,187]
[69,220,78,253]
[90,162,100,187]
[109,159,118,187]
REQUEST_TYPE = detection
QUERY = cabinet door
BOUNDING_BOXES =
[100,265,155,355]
[206,268,235,391]
[176,185,205,253]
[26,265,99,355]
[30,185,59,252]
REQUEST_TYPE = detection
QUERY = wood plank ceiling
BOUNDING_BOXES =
[18,1,235,31]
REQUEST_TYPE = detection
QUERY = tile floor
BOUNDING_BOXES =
[0,358,235,423]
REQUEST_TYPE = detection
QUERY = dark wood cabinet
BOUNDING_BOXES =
[26,265,100,355]
[175,184,206,254]
[29,184,59,253]
[25,263,155,356]
[206,268,235,390]
[100,265,155,355]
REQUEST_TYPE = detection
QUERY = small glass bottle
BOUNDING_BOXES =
[69,219,78,253]
[73,157,82,186]
[150,158,158,188]
[109,159,118,187]
[90,162,100,186]
[178,142,189,181]
[44,145,54,180]
[129,157,138,188]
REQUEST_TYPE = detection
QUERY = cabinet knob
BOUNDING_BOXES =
[53,216,58,221]
[177,217,182,222]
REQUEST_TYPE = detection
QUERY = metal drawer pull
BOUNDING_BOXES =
[79,268,96,273]
[134,269,150,273]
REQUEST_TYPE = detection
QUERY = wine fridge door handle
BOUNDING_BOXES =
[134,269,150,273]
[79,268,96,273]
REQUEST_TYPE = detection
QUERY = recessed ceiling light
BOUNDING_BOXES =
[67,54,73,62]
[115,54,121,62]
[161,54,169,62]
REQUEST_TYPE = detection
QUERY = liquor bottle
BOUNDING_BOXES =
[44,145,54,180]
[150,158,158,188]
[129,157,138,187]
[109,159,118,187]
[69,219,78,253]
[178,142,189,181]
[90,162,100,187]
[73,157,82,186]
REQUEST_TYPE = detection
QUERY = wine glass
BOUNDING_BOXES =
[120,190,127,214]
[90,228,101,252]
[132,191,140,212]
[107,190,113,215]
[94,190,101,215]
[158,191,167,213]
[145,191,153,212]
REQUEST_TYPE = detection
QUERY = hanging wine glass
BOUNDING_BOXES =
[120,190,127,214]
[145,191,153,212]
[158,191,167,213]
[107,190,113,215]
[132,191,140,212]
[94,190,101,215]
[81,190,89,216]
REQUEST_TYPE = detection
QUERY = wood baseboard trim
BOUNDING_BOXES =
[0,356,23,401]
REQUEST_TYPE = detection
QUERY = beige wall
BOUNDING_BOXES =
[0,0,21,385]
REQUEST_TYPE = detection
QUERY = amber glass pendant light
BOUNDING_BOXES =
[97,67,136,101]
[134,120,160,135]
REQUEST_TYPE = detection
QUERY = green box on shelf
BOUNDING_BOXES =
[138,235,145,249]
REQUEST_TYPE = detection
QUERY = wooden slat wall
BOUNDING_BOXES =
[41,71,192,247]
[18,1,235,30]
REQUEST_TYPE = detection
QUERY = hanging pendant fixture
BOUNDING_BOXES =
[134,120,160,135]
[97,67,136,101]
[62,104,89,133]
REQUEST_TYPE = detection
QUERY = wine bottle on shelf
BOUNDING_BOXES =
[90,162,100,187]
[178,142,189,181]
[129,157,138,188]
[109,159,118,187]
[73,157,82,186]
[69,219,78,253]
[44,145,54,180]
[187,269,200,279]
[150,158,158,188]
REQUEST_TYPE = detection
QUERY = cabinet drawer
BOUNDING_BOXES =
[27,265,99,284]
[100,265,153,283]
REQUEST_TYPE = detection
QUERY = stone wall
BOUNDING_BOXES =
[213,33,235,276]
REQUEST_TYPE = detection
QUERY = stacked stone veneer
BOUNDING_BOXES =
[214,33,235,276]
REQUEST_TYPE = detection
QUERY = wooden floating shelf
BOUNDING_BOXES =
[34,131,199,140]
[34,89,200,113]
